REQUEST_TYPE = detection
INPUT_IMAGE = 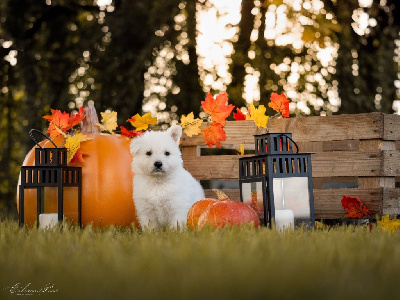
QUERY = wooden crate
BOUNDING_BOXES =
[181,112,400,219]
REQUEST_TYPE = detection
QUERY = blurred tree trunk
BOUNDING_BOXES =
[227,0,256,108]
[331,0,397,114]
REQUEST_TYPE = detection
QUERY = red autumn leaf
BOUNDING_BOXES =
[268,93,290,117]
[233,108,246,121]
[341,195,370,219]
[68,107,85,128]
[44,109,71,139]
[201,92,234,125]
[120,126,142,138]
[69,148,84,164]
[202,122,227,148]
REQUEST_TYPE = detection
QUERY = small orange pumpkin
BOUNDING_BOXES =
[197,190,260,229]
[187,198,218,230]
[17,106,139,228]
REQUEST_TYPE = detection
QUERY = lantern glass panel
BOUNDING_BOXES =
[272,177,311,224]
[241,181,264,223]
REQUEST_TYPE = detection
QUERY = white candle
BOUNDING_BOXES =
[274,209,294,231]
[39,213,62,229]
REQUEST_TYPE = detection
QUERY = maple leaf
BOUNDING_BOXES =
[378,215,400,233]
[64,133,92,164]
[180,112,202,137]
[69,107,85,128]
[341,195,370,219]
[236,144,245,155]
[44,110,71,139]
[120,126,142,138]
[233,108,246,121]
[268,93,290,117]
[202,122,226,148]
[201,92,234,125]
[96,111,118,134]
[127,112,157,131]
[249,103,269,128]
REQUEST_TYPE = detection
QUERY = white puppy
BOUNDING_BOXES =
[130,125,205,230]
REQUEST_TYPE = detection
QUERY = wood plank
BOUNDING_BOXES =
[181,113,387,147]
[382,188,400,215]
[359,140,396,151]
[383,151,400,176]
[323,140,359,152]
[312,177,358,189]
[313,188,382,219]
[384,114,400,140]
[184,151,395,180]
[203,188,384,219]
[358,177,395,189]
[266,113,384,142]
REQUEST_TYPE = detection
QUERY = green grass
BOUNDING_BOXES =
[1,220,399,300]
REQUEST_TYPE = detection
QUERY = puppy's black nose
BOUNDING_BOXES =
[154,161,163,169]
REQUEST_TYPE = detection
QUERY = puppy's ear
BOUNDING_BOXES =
[167,125,182,145]
[130,136,142,155]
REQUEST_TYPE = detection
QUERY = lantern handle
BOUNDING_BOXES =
[279,133,299,153]
[29,129,58,149]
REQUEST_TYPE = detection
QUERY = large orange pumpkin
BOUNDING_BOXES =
[17,106,139,228]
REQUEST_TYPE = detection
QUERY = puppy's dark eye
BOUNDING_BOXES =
[165,151,170,156]
[146,151,152,156]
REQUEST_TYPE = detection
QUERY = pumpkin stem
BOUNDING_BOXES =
[212,189,229,201]
[81,105,101,134]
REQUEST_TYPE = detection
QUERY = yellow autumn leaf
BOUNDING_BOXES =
[236,144,245,155]
[378,215,400,233]
[96,111,118,134]
[64,133,92,164]
[180,112,202,137]
[249,103,269,128]
[127,112,157,131]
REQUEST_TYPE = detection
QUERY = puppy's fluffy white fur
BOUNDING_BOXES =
[130,125,205,230]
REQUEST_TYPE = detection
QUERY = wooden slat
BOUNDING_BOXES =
[382,188,400,215]
[323,140,359,152]
[268,113,385,142]
[384,114,400,140]
[359,140,396,151]
[204,188,384,219]
[383,151,400,176]
[181,113,400,147]
[183,151,399,180]
[358,177,395,189]
[313,188,382,219]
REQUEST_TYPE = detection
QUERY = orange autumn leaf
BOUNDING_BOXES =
[269,93,290,117]
[201,92,234,125]
[44,109,71,139]
[68,107,85,128]
[341,195,370,219]
[202,122,227,148]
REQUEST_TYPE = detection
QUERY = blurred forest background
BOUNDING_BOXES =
[0,0,399,217]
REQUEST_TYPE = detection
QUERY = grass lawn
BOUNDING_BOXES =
[1,220,399,300]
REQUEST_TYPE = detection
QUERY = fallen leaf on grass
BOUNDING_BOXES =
[341,195,370,219]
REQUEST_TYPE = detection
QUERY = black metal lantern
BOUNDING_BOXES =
[239,133,315,229]
[19,129,82,228]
